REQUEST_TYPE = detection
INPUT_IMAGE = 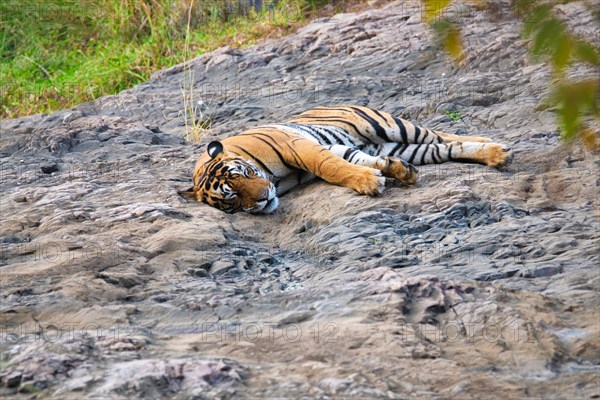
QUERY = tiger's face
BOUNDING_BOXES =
[182,141,279,214]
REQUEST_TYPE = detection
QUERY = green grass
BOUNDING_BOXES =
[1,0,341,119]
[444,109,461,122]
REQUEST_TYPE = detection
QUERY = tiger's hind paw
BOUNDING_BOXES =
[484,144,513,167]
[383,157,418,185]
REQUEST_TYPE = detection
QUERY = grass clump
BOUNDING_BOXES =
[1,0,344,120]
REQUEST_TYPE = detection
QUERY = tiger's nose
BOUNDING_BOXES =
[256,188,268,202]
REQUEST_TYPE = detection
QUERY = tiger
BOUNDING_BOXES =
[180,105,511,214]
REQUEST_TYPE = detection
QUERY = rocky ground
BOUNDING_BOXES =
[1,0,599,398]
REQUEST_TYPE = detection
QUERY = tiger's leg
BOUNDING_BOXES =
[435,132,490,143]
[382,113,491,144]
[382,115,492,144]
[364,141,511,167]
[234,128,387,195]
[290,105,491,144]
[325,144,417,185]
[274,136,387,196]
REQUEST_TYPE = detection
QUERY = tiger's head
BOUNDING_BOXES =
[180,141,279,214]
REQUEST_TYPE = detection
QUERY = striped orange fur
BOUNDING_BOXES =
[180,105,511,214]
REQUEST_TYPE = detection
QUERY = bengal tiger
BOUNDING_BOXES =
[180,105,511,214]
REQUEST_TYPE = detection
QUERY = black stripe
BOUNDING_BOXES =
[350,106,391,141]
[251,131,288,150]
[408,146,420,164]
[448,144,454,160]
[359,144,371,155]
[287,123,334,145]
[277,130,296,139]
[430,146,439,163]
[370,108,392,127]
[347,150,359,163]
[252,135,296,170]
[423,129,433,144]
[389,143,402,157]
[319,126,349,145]
[274,125,318,170]
[297,124,344,148]
[297,115,350,120]
[230,145,274,176]
[434,131,443,143]
[420,145,428,165]
[392,117,408,143]
[343,147,355,160]
[284,123,315,135]
[414,126,421,143]
[311,106,352,112]
[294,116,368,140]
[398,144,409,157]
[434,145,442,163]
[307,127,332,145]
[285,143,309,171]
[204,161,224,179]
[323,118,369,141]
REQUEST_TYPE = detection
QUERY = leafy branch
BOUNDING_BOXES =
[423,0,600,151]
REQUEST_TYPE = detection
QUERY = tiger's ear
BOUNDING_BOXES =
[207,141,223,159]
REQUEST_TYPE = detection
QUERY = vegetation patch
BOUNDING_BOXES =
[1,0,369,119]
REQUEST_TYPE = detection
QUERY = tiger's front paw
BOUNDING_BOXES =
[383,157,418,185]
[350,168,386,196]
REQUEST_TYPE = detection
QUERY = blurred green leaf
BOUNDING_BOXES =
[445,26,465,62]
[422,0,452,22]
[514,0,539,16]
[522,4,552,38]
[559,95,580,138]
[432,19,465,62]
[431,19,451,32]
[532,18,564,58]
[552,32,571,73]
[573,40,599,65]
[552,79,599,141]
[422,0,600,149]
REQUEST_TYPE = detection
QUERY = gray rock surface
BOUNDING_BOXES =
[1,1,599,398]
